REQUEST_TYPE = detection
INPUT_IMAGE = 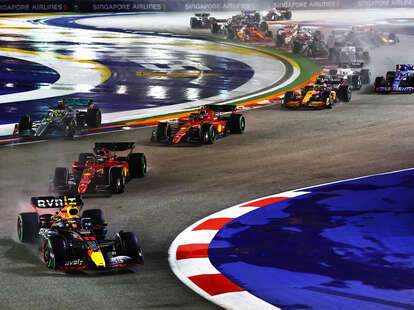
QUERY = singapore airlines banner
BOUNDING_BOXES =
[0,0,414,12]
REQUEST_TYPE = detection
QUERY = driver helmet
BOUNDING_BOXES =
[199,106,208,117]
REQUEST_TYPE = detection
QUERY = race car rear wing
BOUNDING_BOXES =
[31,195,83,209]
[204,104,237,113]
[195,13,210,17]
[94,142,135,152]
[58,98,94,107]
[338,62,364,68]
[396,64,414,70]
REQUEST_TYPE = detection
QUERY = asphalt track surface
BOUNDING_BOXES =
[1,11,414,310]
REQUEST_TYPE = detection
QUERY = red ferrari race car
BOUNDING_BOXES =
[151,105,245,145]
[17,195,144,271]
[236,24,273,41]
[51,142,146,195]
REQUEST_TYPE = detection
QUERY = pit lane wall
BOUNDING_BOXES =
[2,0,414,13]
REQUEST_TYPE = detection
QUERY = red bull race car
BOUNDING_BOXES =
[51,142,146,195]
[17,195,144,271]
[151,105,245,145]
[282,79,351,109]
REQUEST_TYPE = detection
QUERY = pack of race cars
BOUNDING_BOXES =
[13,8,411,273]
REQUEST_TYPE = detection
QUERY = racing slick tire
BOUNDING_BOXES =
[374,76,386,88]
[53,167,69,189]
[282,91,295,107]
[284,11,292,20]
[42,237,66,270]
[275,33,285,47]
[190,17,199,29]
[338,85,352,102]
[18,115,32,135]
[386,71,395,84]
[87,108,102,128]
[115,232,144,265]
[128,153,147,178]
[201,124,216,144]
[110,167,125,194]
[63,118,76,139]
[78,153,95,165]
[17,212,40,243]
[360,69,371,84]
[82,209,107,238]
[153,122,170,142]
[351,75,362,90]
[323,92,334,109]
[388,33,398,44]
[82,209,105,226]
[230,114,245,134]
[292,41,302,54]
[211,21,220,34]
[260,21,268,32]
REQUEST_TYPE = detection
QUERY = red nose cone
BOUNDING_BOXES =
[78,184,87,194]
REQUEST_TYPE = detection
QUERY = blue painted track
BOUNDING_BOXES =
[0,15,254,125]
[209,169,414,310]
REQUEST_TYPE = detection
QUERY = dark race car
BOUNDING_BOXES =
[328,44,370,65]
[282,80,351,109]
[17,195,144,271]
[324,63,371,90]
[151,105,245,145]
[374,64,414,93]
[14,98,101,139]
[51,142,146,195]
[291,30,329,57]
[263,7,292,21]
[190,13,213,29]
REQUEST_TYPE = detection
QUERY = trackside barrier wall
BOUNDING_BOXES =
[1,0,414,12]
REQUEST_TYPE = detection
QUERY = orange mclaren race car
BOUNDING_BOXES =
[236,24,273,41]
[17,195,144,271]
[282,80,351,109]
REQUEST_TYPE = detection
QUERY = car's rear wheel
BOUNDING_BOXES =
[351,75,362,90]
[82,209,106,238]
[115,232,144,265]
[360,69,371,84]
[154,122,169,142]
[87,108,102,128]
[128,153,146,178]
[230,114,245,134]
[78,153,95,165]
[63,118,76,139]
[110,168,125,194]
[338,85,351,102]
[17,212,40,243]
[18,115,32,135]
[374,76,386,89]
[324,93,334,109]
[42,237,66,270]
[201,124,216,144]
